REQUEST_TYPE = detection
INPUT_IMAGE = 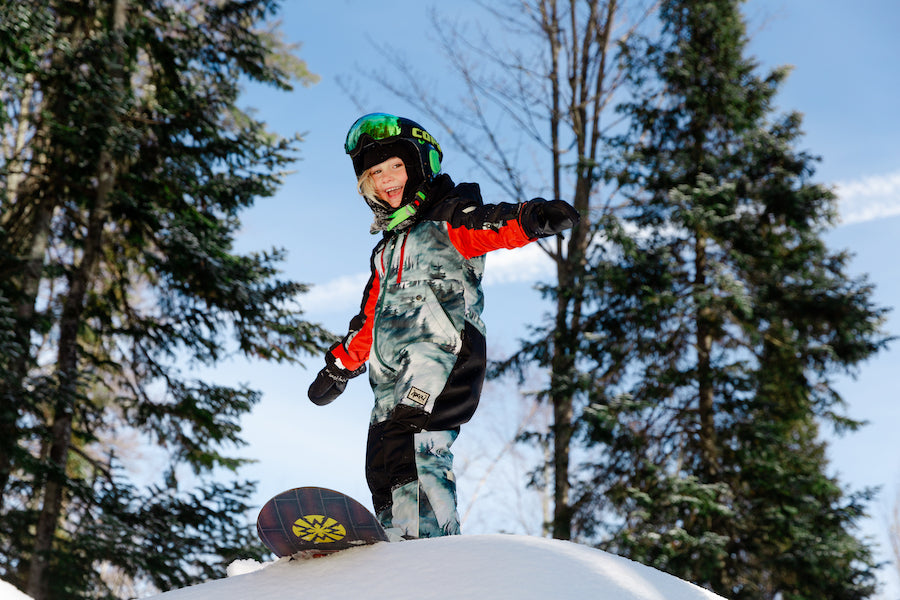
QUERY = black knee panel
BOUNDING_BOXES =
[365,420,418,515]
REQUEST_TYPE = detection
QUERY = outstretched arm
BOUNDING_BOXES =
[446,194,579,259]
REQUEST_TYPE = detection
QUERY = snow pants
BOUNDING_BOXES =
[364,316,486,538]
[366,423,460,538]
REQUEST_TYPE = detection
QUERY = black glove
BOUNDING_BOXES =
[308,344,366,406]
[519,198,579,238]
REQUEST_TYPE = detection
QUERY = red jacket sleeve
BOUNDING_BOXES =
[330,266,379,371]
[444,201,536,259]
[446,218,534,259]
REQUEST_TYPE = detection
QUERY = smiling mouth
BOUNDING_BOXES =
[386,186,402,195]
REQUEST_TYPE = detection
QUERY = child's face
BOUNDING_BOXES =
[370,156,408,208]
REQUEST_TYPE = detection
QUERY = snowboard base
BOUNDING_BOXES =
[256,486,389,558]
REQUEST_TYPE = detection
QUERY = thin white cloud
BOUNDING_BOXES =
[835,170,900,225]
[301,243,556,315]
[483,243,555,285]
[300,272,369,314]
[299,171,899,315]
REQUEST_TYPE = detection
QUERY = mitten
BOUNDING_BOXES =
[519,198,579,239]
[308,344,366,406]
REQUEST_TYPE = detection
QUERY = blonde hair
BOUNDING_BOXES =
[357,169,377,200]
[358,168,394,208]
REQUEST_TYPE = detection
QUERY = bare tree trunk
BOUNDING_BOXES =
[544,0,619,540]
[550,375,574,539]
[538,0,575,542]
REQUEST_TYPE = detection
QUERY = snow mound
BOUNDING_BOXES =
[0,579,33,600]
[150,534,725,600]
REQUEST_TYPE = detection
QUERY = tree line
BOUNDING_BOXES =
[364,1,891,598]
[0,0,893,599]
[1,1,328,598]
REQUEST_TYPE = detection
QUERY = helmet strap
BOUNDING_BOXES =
[386,192,426,231]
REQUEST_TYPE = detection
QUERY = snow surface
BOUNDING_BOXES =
[0,580,31,600]
[0,535,728,600]
[147,534,725,600]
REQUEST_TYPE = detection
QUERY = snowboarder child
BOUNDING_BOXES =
[308,112,578,539]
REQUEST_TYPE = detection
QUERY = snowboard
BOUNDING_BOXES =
[256,486,389,558]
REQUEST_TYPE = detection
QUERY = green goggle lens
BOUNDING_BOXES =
[344,113,403,156]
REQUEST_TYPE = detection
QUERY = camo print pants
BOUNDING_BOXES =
[366,423,460,538]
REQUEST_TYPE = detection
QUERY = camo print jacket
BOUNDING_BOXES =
[330,175,536,431]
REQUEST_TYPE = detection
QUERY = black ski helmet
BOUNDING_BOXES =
[344,113,443,186]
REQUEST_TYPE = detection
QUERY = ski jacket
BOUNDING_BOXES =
[331,175,535,430]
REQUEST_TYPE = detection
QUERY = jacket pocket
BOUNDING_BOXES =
[379,280,461,354]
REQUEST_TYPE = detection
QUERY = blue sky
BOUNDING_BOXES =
[197,0,899,595]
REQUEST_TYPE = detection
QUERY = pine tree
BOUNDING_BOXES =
[0,1,327,597]
[579,1,888,597]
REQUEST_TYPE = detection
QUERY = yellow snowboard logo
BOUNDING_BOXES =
[292,515,347,543]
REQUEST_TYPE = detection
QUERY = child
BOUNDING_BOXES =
[308,112,578,539]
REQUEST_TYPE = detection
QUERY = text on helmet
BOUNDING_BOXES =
[412,127,441,153]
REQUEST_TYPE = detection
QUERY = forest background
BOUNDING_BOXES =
[1,0,898,599]
[231,0,900,594]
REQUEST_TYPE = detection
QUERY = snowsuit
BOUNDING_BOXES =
[330,174,535,538]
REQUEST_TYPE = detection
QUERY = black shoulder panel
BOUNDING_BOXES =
[421,181,521,231]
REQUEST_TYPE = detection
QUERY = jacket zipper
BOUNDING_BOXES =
[396,232,408,284]
[372,232,406,371]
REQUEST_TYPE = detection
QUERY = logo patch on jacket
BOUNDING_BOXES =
[406,387,430,406]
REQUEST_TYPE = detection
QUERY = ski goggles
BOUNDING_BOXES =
[344,113,403,157]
